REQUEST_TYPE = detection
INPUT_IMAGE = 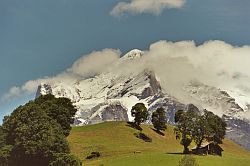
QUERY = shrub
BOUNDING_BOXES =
[179,155,199,166]
[86,152,101,159]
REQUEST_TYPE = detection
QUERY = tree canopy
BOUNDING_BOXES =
[0,94,81,166]
[34,94,78,136]
[174,109,197,154]
[131,103,148,126]
[151,107,167,132]
[174,104,226,154]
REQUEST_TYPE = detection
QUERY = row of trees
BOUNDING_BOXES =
[174,105,227,154]
[131,103,167,132]
[130,103,226,155]
[0,94,82,166]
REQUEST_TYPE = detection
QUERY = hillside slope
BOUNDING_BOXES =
[67,122,250,166]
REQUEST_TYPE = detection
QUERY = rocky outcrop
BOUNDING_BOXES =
[223,115,250,150]
[36,83,52,98]
[183,81,244,117]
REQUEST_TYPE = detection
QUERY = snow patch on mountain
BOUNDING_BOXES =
[36,67,162,125]
[182,81,247,119]
[225,90,250,112]
[36,49,250,150]
[120,49,144,61]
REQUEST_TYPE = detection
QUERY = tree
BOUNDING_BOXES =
[49,153,82,166]
[179,155,199,166]
[203,110,226,145]
[174,107,199,154]
[0,126,6,147]
[192,114,207,150]
[151,107,167,132]
[0,126,12,166]
[0,145,12,166]
[131,103,148,126]
[175,104,226,154]
[2,104,69,166]
[192,110,226,150]
[34,94,77,136]
[0,94,81,166]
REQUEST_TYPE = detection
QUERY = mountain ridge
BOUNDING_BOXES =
[36,49,250,150]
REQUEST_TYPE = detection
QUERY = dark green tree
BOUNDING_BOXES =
[151,107,167,132]
[131,103,148,126]
[192,114,207,149]
[0,94,81,166]
[2,104,69,166]
[34,94,77,136]
[203,110,226,145]
[174,108,199,154]
[192,110,226,150]
[49,153,82,166]
[175,104,226,154]
[0,126,6,147]
[0,126,12,166]
[0,145,12,166]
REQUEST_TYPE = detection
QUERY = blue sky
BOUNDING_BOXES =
[1,0,250,121]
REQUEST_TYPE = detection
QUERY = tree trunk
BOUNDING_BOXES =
[196,142,202,154]
[183,146,189,154]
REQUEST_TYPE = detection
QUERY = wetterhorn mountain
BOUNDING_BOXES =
[36,49,250,150]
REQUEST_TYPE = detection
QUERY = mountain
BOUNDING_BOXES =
[36,49,250,150]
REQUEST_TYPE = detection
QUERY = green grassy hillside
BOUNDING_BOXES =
[67,122,250,166]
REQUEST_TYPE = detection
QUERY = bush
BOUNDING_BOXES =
[49,153,82,166]
[86,152,101,159]
[179,155,199,166]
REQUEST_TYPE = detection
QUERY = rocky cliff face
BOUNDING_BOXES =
[183,81,244,117]
[36,69,180,125]
[223,115,250,150]
[36,49,250,150]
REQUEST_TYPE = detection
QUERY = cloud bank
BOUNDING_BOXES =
[1,49,121,101]
[2,40,250,103]
[110,0,186,17]
[143,41,250,100]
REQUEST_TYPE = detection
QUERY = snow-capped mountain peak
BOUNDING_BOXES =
[120,49,144,61]
[35,49,250,150]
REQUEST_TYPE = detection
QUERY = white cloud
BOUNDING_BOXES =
[2,86,21,101]
[102,40,250,103]
[1,49,121,101]
[3,40,250,105]
[110,0,186,17]
[69,49,121,77]
[142,40,250,98]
